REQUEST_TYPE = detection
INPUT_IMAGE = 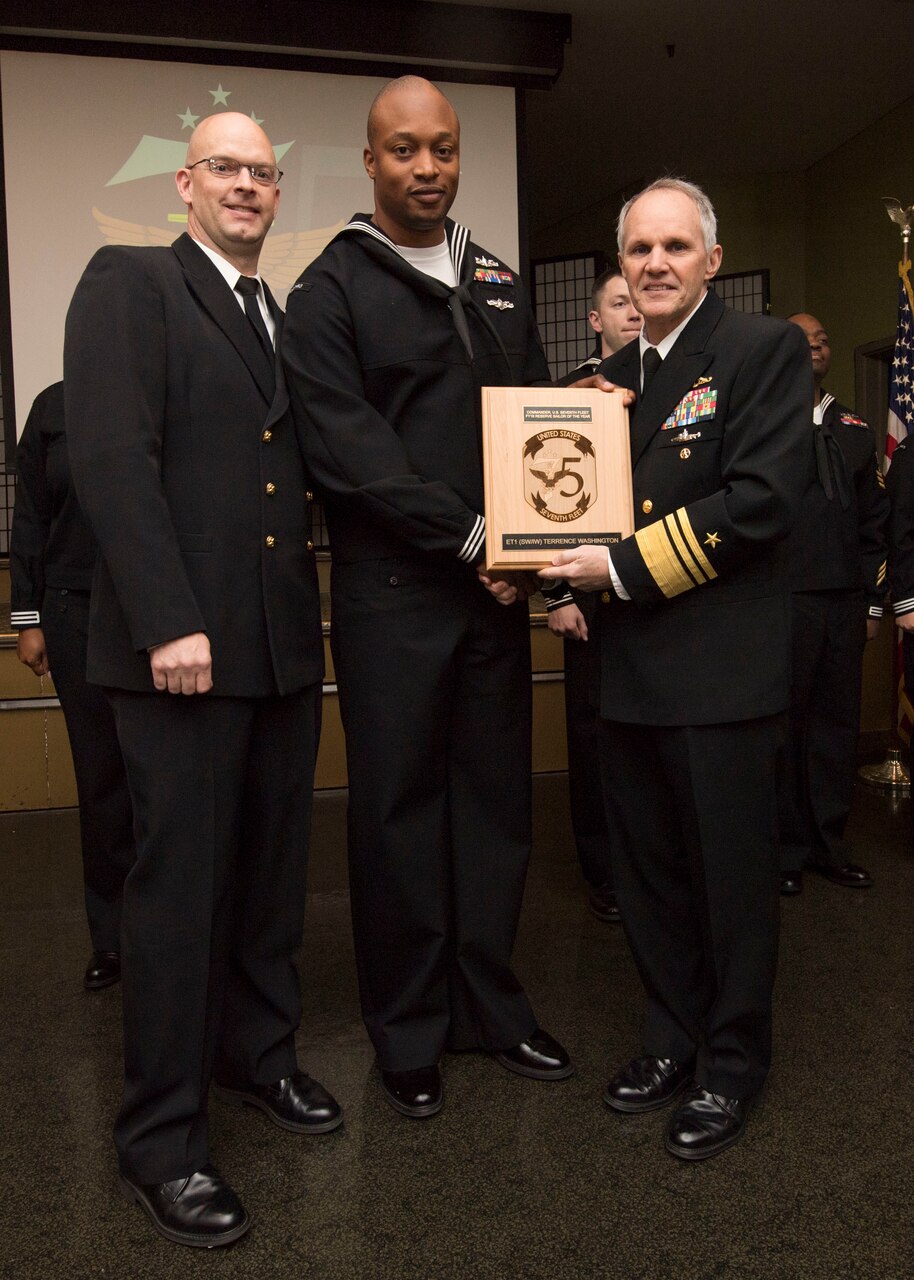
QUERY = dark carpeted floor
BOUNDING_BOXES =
[0,775,911,1279]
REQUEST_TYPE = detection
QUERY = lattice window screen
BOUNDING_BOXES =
[711,269,770,315]
[532,252,609,381]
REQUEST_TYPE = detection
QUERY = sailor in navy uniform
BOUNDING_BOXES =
[777,315,888,895]
[548,268,643,921]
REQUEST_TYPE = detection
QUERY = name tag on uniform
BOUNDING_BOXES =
[662,386,718,430]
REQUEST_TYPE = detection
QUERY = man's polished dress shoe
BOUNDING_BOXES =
[381,1065,443,1118]
[603,1055,694,1113]
[665,1085,751,1161]
[119,1163,249,1248]
[213,1069,342,1134]
[814,862,874,888]
[780,871,803,896]
[83,950,121,991]
[587,882,622,923]
[494,1027,574,1080]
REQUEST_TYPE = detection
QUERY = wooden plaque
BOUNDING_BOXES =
[481,386,634,571]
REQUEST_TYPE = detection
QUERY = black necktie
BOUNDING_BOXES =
[235,276,274,359]
[642,346,662,394]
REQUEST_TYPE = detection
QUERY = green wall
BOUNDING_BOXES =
[805,94,914,407]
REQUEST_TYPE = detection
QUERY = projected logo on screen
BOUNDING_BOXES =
[92,84,344,287]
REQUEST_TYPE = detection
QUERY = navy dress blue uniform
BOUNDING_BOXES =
[64,233,323,1183]
[778,394,888,874]
[283,215,550,1071]
[596,290,811,1098]
[9,381,134,955]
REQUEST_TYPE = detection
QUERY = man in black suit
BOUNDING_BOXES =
[282,76,571,1121]
[64,113,339,1248]
[541,178,812,1160]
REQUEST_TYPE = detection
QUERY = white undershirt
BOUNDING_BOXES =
[190,236,276,347]
[397,239,457,287]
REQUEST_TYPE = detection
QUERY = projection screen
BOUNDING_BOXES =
[0,49,520,440]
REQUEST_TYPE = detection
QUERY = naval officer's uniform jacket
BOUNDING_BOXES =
[595,288,812,1099]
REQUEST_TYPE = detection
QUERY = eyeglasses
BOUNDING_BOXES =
[187,156,283,186]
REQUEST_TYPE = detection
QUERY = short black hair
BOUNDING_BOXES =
[591,267,625,309]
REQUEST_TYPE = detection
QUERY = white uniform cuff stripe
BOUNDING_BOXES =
[459,515,486,563]
[11,610,41,626]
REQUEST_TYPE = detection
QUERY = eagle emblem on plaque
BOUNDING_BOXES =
[523,430,597,523]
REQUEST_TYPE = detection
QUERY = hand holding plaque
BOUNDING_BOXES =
[481,386,634,572]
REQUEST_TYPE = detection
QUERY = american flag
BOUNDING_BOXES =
[887,256,914,745]
[885,256,914,470]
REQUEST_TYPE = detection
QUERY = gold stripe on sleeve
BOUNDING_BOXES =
[676,507,719,581]
[664,514,707,587]
[635,521,699,598]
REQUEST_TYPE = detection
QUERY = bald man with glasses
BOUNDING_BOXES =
[65,112,338,1248]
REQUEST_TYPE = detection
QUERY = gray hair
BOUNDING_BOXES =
[616,178,718,254]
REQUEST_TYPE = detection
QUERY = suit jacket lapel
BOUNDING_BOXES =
[172,234,276,404]
[630,290,724,468]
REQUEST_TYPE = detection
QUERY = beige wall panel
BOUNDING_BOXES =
[531,626,563,673]
[314,691,348,791]
[532,681,568,774]
[0,707,73,810]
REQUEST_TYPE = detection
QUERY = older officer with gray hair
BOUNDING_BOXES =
[542,177,812,1160]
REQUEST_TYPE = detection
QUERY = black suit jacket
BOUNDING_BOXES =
[597,290,813,725]
[64,234,322,696]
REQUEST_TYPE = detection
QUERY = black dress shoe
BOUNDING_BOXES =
[780,872,803,896]
[381,1065,443,1118]
[665,1085,751,1160]
[213,1070,342,1133]
[84,950,121,991]
[603,1055,694,1113]
[119,1164,249,1248]
[587,882,622,923]
[814,862,873,888]
[494,1027,574,1080]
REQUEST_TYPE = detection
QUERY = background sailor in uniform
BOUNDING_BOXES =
[547,268,643,921]
[540,177,811,1161]
[9,380,135,992]
[557,268,644,388]
[777,314,888,896]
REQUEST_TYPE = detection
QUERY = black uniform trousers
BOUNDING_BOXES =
[41,588,134,952]
[598,714,781,1099]
[562,599,612,890]
[106,684,320,1183]
[778,590,866,873]
[330,557,538,1071]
